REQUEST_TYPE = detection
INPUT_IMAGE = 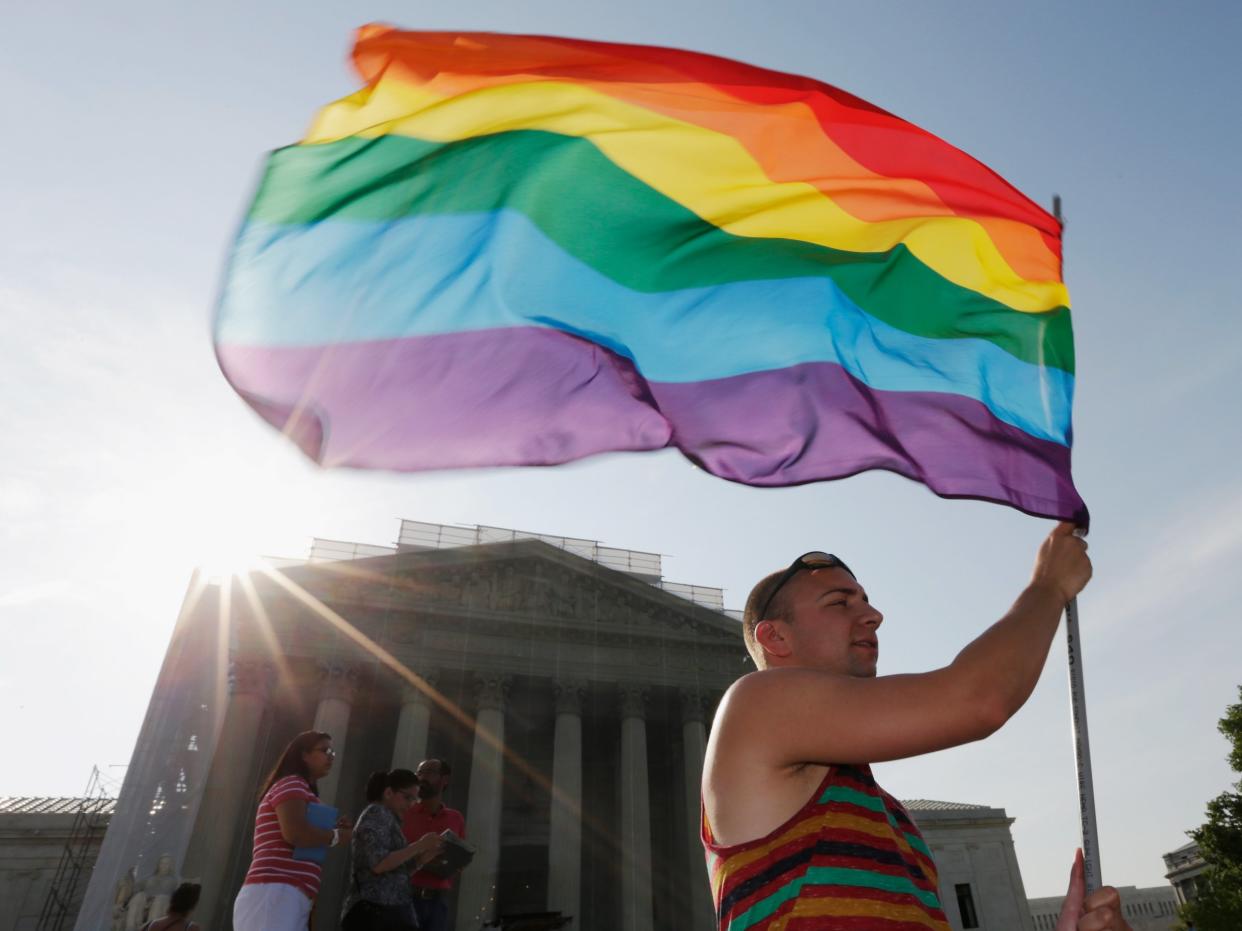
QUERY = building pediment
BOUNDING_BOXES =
[278,538,742,645]
[237,539,751,690]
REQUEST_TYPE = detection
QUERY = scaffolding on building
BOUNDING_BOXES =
[36,766,118,931]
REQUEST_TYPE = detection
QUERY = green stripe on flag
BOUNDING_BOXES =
[250,132,1074,373]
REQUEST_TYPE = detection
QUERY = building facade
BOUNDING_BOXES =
[907,801,1034,931]
[1163,839,1205,908]
[0,796,113,931]
[75,522,747,931]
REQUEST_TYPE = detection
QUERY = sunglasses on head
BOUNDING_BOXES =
[756,551,854,622]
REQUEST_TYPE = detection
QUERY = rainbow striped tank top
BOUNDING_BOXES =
[702,764,950,930]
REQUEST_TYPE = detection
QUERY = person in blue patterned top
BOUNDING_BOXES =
[342,769,445,931]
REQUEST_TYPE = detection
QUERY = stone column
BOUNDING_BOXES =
[180,658,272,930]
[680,688,716,929]
[618,683,653,931]
[391,672,438,769]
[312,662,359,807]
[547,679,586,921]
[456,673,510,931]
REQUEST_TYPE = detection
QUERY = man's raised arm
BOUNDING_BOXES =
[710,522,1091,772]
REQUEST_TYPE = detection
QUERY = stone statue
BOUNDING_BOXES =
[142,854,180,921]
[123,881,147,931]
[110,868,135,931]
[121,854,179,929]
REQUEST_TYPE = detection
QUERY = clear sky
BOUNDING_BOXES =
[2,0,1239,899]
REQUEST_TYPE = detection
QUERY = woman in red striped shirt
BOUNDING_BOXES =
[233,731,353,931]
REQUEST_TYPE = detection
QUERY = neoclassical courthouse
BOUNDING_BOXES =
[48,519,1046,931]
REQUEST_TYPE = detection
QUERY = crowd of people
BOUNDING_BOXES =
[230,731,465,931]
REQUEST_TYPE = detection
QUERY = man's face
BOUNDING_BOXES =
[416,760,448,799]
[774,566,883,677]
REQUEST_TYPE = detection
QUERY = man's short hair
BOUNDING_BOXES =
[422,757,452,778]
[742,569,795,669]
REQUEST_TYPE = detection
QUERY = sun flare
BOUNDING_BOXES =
[94,448,315,592]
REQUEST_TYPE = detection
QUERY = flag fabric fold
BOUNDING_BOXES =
[216,25,1086,522]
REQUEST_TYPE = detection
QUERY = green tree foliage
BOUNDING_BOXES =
[1181,686,1242,930]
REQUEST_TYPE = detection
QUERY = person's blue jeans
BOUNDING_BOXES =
[411,896,448,931]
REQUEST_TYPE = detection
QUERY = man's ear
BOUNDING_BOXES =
[755,619,793,660]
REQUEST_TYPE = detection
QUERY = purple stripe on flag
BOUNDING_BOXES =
[217,327,1085,521]
[652,363,1086,523]
[216,328,672,470]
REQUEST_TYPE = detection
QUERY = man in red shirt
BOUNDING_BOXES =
[402,758,465,931]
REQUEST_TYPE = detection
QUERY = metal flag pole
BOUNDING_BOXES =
[1055,193,1102,893]
[1064,595,1102,893]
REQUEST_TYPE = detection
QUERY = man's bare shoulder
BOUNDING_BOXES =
[713,667,847,731]
[704,670,836,846]
[708,668,848,767]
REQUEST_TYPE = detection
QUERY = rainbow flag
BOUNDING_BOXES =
[216,25,1085,522]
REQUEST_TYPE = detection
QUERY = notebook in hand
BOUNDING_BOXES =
[418,829,476,877]
[292,802,339,863]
